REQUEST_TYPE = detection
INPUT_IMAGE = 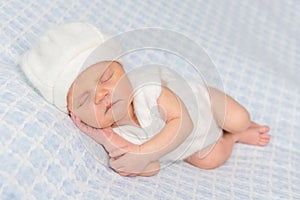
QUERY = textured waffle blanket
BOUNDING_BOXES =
[0,0,299,199]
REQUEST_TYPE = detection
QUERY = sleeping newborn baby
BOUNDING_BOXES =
[21,22,271,177]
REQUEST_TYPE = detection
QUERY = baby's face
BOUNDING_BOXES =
[67,61,133,128]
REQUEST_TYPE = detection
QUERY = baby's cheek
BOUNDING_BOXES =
[73,104,100,128]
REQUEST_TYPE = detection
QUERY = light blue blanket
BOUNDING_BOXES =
[0,0,299,199]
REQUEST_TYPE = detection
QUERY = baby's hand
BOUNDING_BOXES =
[71,113,106,138]
[70,113,158,176]
[109,144,155,176]
[70,113,142,158]
[70,113,117,152]
[109,143,140,158]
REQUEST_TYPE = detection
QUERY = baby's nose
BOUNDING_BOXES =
[94,87,109,104]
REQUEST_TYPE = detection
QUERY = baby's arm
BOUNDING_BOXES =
[99,128,161,176]
[140,86,194,159]
[73,86,193,176]
[71,113,160,176]
[110,86,194,173]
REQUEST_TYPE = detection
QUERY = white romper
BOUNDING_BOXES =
[113,66,222,163]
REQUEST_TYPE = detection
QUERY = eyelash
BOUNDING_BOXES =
[76,71,113,109]
[100,72,113,83]
[78,93,89,108]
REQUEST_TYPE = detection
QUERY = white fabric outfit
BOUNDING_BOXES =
[113,66,223,162]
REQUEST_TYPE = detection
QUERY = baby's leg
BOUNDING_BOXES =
[208,87,271,145]
[208,87,251,133]
[185,87,271,169]
[186,123,270,169]
[185,132,234,169]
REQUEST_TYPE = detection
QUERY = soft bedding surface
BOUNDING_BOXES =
[0,0,299,199]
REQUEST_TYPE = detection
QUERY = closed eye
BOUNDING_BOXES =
[100,70,113,83]
[77,92,89,108]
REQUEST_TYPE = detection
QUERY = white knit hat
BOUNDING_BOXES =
[21,22,122,113]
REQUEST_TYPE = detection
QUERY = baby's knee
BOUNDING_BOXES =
[228,107,251,133]
[237,108,251,131]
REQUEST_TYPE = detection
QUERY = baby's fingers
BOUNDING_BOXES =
[109,157,123,171]
[118,172,137,177]
[74,116,97,136]
[109,148,127,158]
[75,117,88,132]
[118,172,130,177]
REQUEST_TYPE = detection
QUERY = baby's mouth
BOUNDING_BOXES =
[105,103,114,114]
[105,100,120,114]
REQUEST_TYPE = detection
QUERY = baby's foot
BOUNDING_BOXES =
[233,122,271,146]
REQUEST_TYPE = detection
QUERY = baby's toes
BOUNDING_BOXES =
[258,134,271,146]
[259,125,270,133]
[261,132,271,138]
[258,139,269,146]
